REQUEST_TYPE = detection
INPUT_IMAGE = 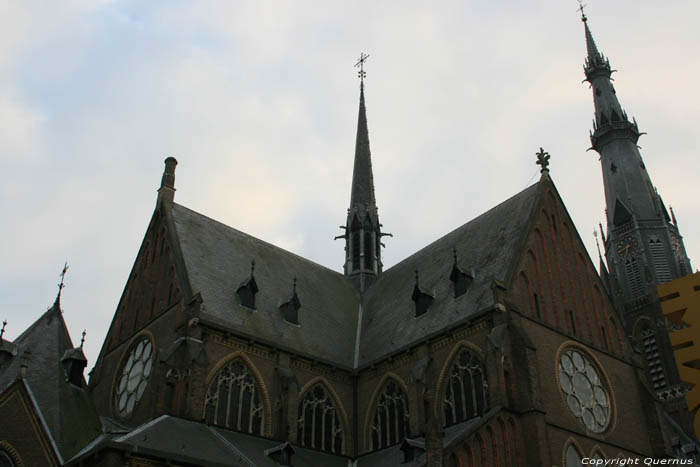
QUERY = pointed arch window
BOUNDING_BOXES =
[297,383,343,454]
[370,379,410,450]
[351,216,361,272]
[565,444,584,467]
[204,358,264,435]
[443,348,488,426]
[363,216,374,270]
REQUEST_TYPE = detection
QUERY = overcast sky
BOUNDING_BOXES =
[1,1,698,370]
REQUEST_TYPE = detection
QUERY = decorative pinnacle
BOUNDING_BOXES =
[593,229,603,258]
[577,0,587,22]
[452,247,458,264]
[250,258,256,275]
[292,277,297,293]
[80,329,86,349]
[414,270,420,285]
[536,147,551,174]
[355,53,369,84]
[0,320,6,339]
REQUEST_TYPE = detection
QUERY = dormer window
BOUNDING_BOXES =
[449,249,473,298]
[236,260,258,309]
[265,441,295,466]
[280,278,301,324]
[412,271,433,317]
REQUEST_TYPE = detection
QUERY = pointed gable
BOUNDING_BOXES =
[0,303,101,460]
[508,178,625,355]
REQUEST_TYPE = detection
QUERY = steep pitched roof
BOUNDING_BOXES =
[170,204,360,368]
[358,182,540,366]
[0,301,101,460]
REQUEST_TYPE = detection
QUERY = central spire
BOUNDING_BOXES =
[350,71,376,210]
[336,53,391,291]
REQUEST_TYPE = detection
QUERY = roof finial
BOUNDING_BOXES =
[452,247,458,265]
[577,0,587,22]
[414,270,420,285]
[536,147,551,174]
[355,52,369,87]
[80,329,86,349]
[55,262,69,307]
[0,320,7,339]
[292,277,297,293]
[593,229,603,258]
[250,258,256,275]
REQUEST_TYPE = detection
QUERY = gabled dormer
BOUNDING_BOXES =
[236,259,259,309]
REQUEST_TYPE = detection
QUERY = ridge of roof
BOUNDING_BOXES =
[171,203,347,278]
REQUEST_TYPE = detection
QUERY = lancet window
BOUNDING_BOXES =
[297,383,343,454]
[443,348,488,426]
[370,379,409,450]
[204,358,264,435]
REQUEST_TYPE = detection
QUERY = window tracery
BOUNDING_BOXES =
[370,379,409,450]
[204,358,264,435]
[443,347,488,426]
[297,383,343,454]
[558,349,611,433]
[115,337,154,418]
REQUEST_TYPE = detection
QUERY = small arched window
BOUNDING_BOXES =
[370,379,410,450]
[444,347,488,426]
[297,384,343,454]
[204,358,264,435]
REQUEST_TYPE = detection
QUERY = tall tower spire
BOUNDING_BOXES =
[581,9,692,397]
[336,54,390,292]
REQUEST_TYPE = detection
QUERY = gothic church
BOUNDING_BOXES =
[0,12,697,467]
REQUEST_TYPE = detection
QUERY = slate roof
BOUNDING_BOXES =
[0,299,101,460]
[169,181,540,369]
[171,204,360,368]
[358,183,540,366]
[68,415,350,467]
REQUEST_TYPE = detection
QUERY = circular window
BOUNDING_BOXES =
[115,337,154,417]
[558,348,611,433]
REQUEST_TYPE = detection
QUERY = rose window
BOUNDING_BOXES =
[558,348,611,433]
[115,338,154,417]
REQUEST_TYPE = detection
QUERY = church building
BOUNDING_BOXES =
[0,11,697,467]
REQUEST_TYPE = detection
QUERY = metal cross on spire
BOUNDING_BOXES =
[536,147,551,174]
[576,0,587,21]
[0,320,7,339]
[56,262,69,305]
[355,52,369,84]
[80,329,86,349]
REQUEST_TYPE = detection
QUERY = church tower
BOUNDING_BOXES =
[338,54,390,292]
[582,11,692,395]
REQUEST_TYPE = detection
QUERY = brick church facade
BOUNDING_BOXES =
[1,12,697,467]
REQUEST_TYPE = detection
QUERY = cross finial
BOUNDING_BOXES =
[577,0,587,22]
[80,329,86,349]
[59,262,69,290]
[536,147,550,174]
[355,53,369,84]
[0,320,7,339]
